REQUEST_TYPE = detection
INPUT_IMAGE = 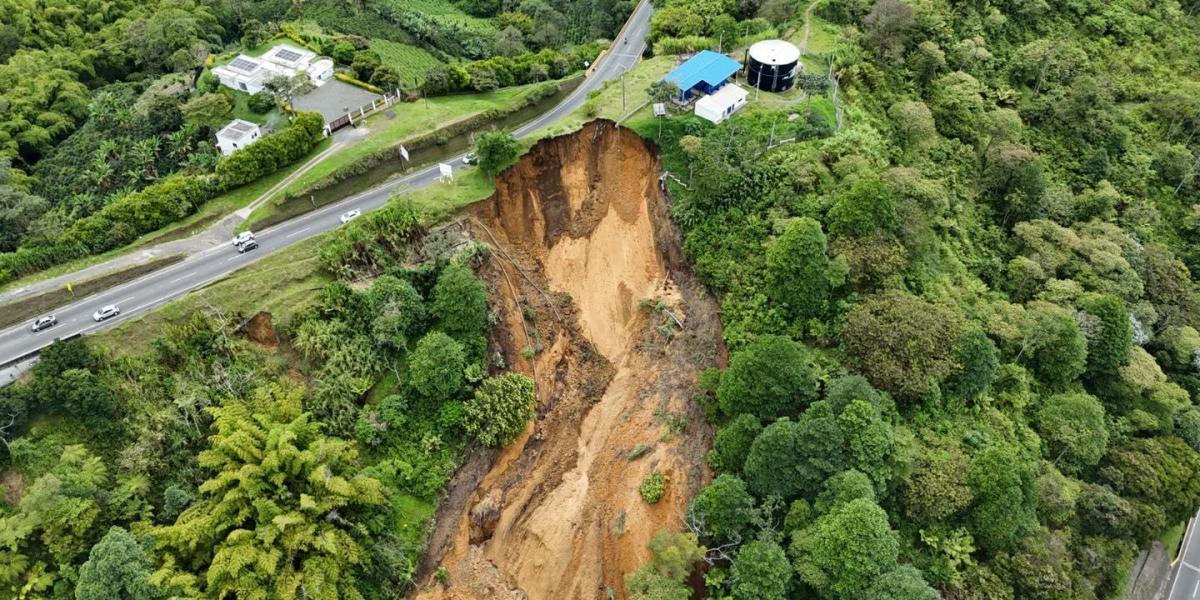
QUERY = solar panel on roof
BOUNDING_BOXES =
[229,122,254,133]
[228,57,259,72]
[274,48,303,62]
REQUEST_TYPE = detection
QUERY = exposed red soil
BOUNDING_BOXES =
[414,120,725,599]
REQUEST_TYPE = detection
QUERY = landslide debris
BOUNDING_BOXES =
[416,120,725,599]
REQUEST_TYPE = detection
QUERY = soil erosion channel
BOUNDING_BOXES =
[416,120,725,599]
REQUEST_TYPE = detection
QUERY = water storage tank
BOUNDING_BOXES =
[746,40,801,93]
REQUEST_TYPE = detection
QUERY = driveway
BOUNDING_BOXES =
[292,79,382,124]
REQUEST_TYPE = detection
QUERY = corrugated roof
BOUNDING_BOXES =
[217,119,260,140]
[663,50,742,91]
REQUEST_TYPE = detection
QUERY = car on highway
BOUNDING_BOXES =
[232,231,255,246]
[237,239,259,253]
[339,209,361,223]
[30,315,57,332]
[462,152,478,165]
[92,305,120,322]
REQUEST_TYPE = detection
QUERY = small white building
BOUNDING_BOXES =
[211,43,333,95]
[215,119,262,156]
[695,83,748,124]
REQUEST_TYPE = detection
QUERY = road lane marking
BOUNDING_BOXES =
[1186,561,1200,573]
[226,255,242,262]
[286,226,313,238]
[168,274,191,284]
[117,296,135,304]
[1192,578,1198,598]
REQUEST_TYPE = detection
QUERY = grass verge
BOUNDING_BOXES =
[1163,520,1186,562]
[0,255,184,330]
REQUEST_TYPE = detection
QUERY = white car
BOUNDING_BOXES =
[232,231,255,246]
[92,305,120,322]
[340,209,361,224]
[462,152,478,165]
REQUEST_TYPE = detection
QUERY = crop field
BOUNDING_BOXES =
[377,0,497,34]
[369,38,445,84]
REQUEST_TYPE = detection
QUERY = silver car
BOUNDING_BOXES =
[92,305,120,322]
[30,315,57,332]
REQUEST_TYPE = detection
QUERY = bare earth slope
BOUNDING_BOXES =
[415,120,725,599]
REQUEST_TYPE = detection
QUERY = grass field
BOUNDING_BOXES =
[534,56,676,139]
[370,39,445,85]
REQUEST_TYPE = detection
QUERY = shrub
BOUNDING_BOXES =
[640,472,667,504]
[463,373,535,447]
[247,91,274,113]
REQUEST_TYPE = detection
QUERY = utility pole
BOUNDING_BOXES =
[621,71,627,112]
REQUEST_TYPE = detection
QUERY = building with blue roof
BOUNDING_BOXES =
[662,50,743,103]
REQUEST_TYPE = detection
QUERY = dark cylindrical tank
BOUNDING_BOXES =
[746,40,801,92]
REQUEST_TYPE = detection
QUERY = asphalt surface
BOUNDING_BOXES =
[0,0,652,370]
[1170,510,1200,600]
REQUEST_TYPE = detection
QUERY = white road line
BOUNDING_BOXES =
[117,296,135,304]
[168,274,191,284]
[1192,578,1198,598]
[226,255,242,262]
[1185,561,1200,573]
[286,226,313,238]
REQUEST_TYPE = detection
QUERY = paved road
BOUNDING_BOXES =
[0,0,652,370]
[1170,510,1200,600]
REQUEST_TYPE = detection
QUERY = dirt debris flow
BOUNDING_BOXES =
[415,120,725,599]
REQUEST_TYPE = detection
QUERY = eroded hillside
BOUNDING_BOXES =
[416,120,724,599]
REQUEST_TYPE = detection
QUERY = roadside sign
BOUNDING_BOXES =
[438,163,453,182]
[399,145,409,161]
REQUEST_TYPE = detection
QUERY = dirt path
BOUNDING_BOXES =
[414,121,724,599]
[796,0,820,55]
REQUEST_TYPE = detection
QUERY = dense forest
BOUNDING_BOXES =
[0,200,542,597]
[622,0,1200,598]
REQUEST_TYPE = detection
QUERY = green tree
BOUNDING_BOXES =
[837,399,894,491]
[731,539,791,600]
[431,262,489,341]
[967,445,1037,552]
[1025,310,1088,388]
[690,474,756,543]
[464,373,535,447]
[152,402,386,599]
[950,329,999,400]
[841,290,964,401]
[765,217,833,322]
[476,130,521,176]
[814,469,876,515]
[1178,406,1200,453]
[407,332,467,401]
[1035,392,1109,474]
[76,527,160,600]
[791,498,900,599]
[865,565,939,600]
[717,335,818,421]
[709,413,762,473]
[1079,294,1133,377]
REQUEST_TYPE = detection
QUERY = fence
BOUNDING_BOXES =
[323,88,405,136]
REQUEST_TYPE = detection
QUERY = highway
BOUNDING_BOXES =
[0,0,651,370]
[1171,509,1200,600]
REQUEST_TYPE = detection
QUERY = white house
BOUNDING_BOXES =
[215,119,262,156]
[211,43,333,95]
[695,83,748,124]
